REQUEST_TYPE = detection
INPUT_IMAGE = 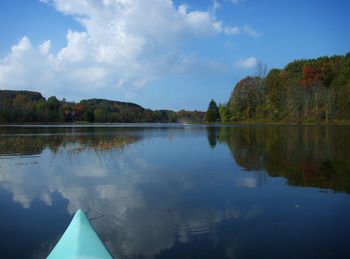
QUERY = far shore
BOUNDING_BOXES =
[1,120,350,126]
[217,120,350,126]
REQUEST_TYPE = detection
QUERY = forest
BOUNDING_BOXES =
[0,90,205,123]
[207,53,350,123]
[2,53,349,124]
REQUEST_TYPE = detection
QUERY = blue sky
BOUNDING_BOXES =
[0,0,349,111]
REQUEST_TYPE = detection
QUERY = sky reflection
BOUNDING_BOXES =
[0,125,350,259]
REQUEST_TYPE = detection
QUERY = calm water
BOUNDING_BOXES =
[0,124,350,259]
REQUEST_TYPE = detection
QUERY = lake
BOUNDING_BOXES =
[0,124,350,259]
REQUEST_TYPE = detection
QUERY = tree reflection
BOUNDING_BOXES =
[218,126,350,193]
[206,127,218,148]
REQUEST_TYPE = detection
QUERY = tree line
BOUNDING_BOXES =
[206,126,350,193]
[206,53,350,122]
[0,90,205,123]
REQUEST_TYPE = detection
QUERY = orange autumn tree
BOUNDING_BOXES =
[74,104,86,121]
[300,66,321,88]
[300,66,322,119]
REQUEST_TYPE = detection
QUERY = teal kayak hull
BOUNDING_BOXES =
[47,209,113,259]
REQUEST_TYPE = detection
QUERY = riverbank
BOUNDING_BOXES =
[1,120,350,127]
[211,120,350,126]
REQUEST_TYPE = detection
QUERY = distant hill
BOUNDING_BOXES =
[0,90,44,102]
[0,90,204,123]
[80,98,144,109]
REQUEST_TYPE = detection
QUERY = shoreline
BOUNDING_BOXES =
[1,120,350,126]
[218,120,350,126]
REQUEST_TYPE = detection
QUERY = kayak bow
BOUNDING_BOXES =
[47,209,113,259]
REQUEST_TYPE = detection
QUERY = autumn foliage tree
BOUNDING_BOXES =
[227,76,262,120]
[300,66,322,119]
[225,53,350,122]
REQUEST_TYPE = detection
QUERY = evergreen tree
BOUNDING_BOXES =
[205,99,220,122]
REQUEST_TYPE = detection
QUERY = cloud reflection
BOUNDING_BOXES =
[0,137,251,258]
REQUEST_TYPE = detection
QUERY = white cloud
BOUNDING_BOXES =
[212,0,221,13]
[0,37,56,92]
[229,0,246,5]
[0,0,260,99]
[243,24,261,37]
[224,26,241,35]
[235,57,257,69]
[39,40,51,55]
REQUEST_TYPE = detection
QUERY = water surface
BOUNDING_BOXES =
[0,124,350,258]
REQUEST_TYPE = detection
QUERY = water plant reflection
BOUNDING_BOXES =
[0,135,138,156]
